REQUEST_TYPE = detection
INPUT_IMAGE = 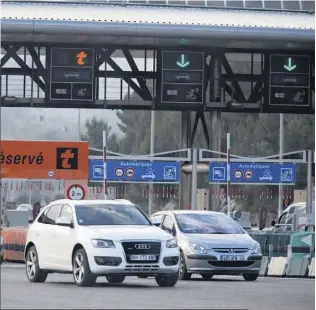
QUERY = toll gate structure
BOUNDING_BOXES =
[1,0,315,209]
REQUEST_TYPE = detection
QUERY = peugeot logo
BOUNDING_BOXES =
[135,244,150,250]
[228,248,235,253]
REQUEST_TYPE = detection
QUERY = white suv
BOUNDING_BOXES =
[24,199,180,287]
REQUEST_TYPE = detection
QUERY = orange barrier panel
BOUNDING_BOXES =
[2,228,28,262]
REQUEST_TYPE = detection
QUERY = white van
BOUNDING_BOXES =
[272,201,315,231]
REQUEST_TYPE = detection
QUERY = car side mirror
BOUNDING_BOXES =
[56,216,73,228]
[151,218,161,227]
[271,220,276,227]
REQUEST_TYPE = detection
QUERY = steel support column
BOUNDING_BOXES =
[209,57,222,211]
[180,111,192,209]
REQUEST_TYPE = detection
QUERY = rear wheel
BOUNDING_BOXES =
[25,246,48,283]
[106,275,125,284]
[201,274,213,281]
[179,252,191,280]
[243,273,259,281]
[155,272,179,287]
[73,248,97,287]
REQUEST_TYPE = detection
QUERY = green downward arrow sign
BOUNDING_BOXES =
[176,54,190,68]
[284,57,297,72]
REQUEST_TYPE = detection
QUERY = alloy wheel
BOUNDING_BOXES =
[74,253,85,283]
[179,255,184,276]
[26,249,37,279]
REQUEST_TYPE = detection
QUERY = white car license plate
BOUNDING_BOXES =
[220,255,245,261]
[130,255,156,261]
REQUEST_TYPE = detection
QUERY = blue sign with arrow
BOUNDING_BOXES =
[89,159,180,183]
[209,162,296,184]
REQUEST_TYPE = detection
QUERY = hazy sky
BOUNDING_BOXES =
[1,107,121,141]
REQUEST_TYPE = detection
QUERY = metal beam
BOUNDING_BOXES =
[27,46,47,83]
[219,54,247,102]
[97,47,116,67]
[1,45,314,114]
[2,45,45,91]
[188,112,199,148]
[122,49,152,99]
[106,57,150,100]
[1,45,20,67]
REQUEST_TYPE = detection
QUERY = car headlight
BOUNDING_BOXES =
[91,239,115,248]
[251,242,262,255]
[188,243,210,255]
[166,238,178,248]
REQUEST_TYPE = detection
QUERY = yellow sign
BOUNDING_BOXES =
[77,51,87,66]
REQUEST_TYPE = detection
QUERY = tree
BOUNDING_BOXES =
[113,85,315,213]
[81,117,121,153]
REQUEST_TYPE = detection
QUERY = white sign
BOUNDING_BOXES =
[213,167,225,181]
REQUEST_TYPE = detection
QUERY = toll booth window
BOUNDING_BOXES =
[301,0,315,11]
[263,0,281,9]
[283,1,300,10]
[207,0,225,7]
[245,1,263,9]
[226,1,244,8]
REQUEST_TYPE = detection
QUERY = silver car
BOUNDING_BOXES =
[150,210,262,281]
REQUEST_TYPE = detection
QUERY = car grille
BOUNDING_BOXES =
[121,241,161,263]
[212,248,248,253]
[208,261,255,268]
[124,265,159,272]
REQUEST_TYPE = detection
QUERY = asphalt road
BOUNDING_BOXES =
[1,263,314,310]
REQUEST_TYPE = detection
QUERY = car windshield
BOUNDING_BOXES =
[75,204,151,226]
[175,213,245,234]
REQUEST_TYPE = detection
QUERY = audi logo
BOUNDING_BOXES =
[135,244,151,249]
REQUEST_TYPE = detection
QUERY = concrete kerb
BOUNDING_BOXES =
[286,257,310,277]
[267,257,288,277]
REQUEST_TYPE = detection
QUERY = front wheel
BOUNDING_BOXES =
[243,273,259,281]
[179,252,191,280]
[106,275,125,284]
[73,248,97,287]
[25,246,48,283]
[155,272,179,287]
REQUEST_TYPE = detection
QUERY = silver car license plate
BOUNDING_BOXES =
[220,255,245,261]
[130,255,156,261]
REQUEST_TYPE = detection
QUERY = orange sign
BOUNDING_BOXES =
[77,51,87,65]
[0,140,89,180]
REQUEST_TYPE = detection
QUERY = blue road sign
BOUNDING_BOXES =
[209,162,296,184]
[89,159,180,183]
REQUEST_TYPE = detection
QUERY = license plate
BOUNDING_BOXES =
[130,255,156,261]
[220,255,245,261]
